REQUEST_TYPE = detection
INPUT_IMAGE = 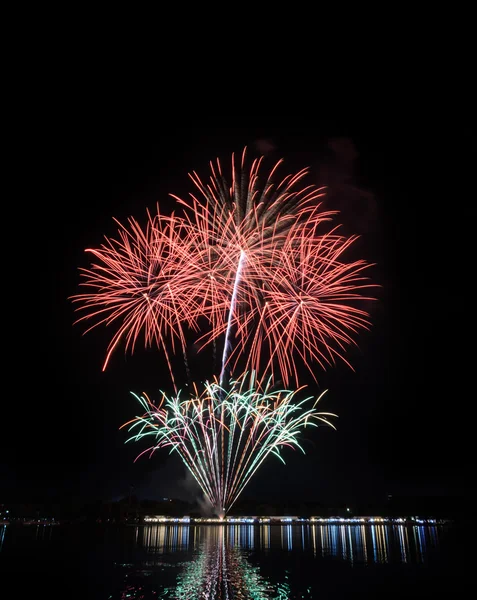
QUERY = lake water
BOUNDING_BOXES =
[0,522,463,598]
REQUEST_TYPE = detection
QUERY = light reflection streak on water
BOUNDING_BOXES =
[414,525,424,563]
[379,525,388,563]
[347,526,354,565]
[340,525,347,561]
[429,525,439,547]
[360,525,368,563]
[396,524,408,562]
[261,524,270,549]
[331,525,338,557]
[35,524,53,542]
[371,525,377,562]
[318,524,326,557]
[384,526,390,561]
[281,525,293,550]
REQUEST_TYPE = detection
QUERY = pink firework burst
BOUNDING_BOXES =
[72,148,376,388]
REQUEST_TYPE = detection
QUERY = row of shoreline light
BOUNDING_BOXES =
[142,515,447,525]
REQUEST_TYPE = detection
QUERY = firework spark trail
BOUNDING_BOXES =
[121,374,336,516]
[220,248,246,387]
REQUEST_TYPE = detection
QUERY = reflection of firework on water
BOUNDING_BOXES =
[72,148,375,388]
[121,373,336,516]
[173,526,290,600]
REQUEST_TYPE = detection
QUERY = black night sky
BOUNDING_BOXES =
[5,113,469,516]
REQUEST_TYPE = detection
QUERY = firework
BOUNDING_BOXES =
[121,372,336,516]
[72,148,375,388]
[227,223,374,382]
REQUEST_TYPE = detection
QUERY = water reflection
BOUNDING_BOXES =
[110,523,444,597]
[0,521,450,598]
[310,523,439,564]
[173,527,289,599]
[141,523,190,554]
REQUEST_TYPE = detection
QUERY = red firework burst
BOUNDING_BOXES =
[72,148,376,388]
